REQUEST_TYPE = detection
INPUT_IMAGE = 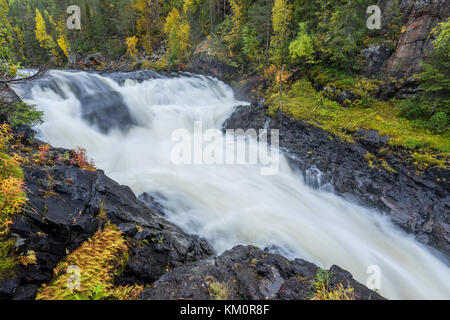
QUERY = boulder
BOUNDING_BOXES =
[139,246,384,300]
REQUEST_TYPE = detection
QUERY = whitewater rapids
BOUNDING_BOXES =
[13,70,450,300]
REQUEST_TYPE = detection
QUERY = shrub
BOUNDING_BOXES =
[311,269,355,300]
[428,112,448,133]
[207,279,231,300]
[398,98,432,120]
[71,147,95,171]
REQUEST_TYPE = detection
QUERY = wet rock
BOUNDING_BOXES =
[224,102,450,257]
[0,278,20,299]
[82,54,106,68]
[0,83,21,105]
[139,246,384,300]
[138,193,167,216]
[4,145,215,299]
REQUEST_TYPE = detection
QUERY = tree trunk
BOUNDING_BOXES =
[264,28,270,70]
[279,64,284,110]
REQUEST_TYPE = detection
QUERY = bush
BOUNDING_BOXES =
[428,112,448,133]
[398,98,432,120]
[398,98,449,133]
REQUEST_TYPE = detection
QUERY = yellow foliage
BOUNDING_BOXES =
[126,36,139,57]
[34,9,56,52]
[36,224,143,300]
[312,283,356,300]
[164,8,191,63]
[57,35,69,58]
[20,250,38,266]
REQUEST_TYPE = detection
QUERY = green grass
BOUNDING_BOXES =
[266,79,449,168]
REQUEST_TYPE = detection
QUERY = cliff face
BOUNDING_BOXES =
[384,0,449,78]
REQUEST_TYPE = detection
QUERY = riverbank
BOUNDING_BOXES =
[0,72,386,300]
[184,50,449,258]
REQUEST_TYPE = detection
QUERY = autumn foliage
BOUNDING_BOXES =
[37,224,143,300]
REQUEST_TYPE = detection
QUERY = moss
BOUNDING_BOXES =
[0,239,18,280]
[36,223,143,300]
[267,79,449,169]
[364,152,376,168]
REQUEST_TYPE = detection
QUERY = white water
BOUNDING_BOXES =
[15,70,450,300]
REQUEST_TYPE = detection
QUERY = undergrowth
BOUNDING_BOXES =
[311,269,355,300]
[0,124,26,279]
[36,223,143,300]
[267,79,449,169]
[207,278,232,300]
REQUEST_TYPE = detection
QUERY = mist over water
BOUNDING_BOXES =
[14,70,450,300]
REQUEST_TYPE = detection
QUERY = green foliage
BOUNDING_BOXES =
[428,112,449,133]
[0,239,17,280]
[1,102,43,128]
[0,0,20,79]
[289,23,315,65]
[311,269,355,300]
[270,0,292,67]
[316,0,371,70]
[403,18,450,134]
[266,79,449,165]
[242,26,262,63]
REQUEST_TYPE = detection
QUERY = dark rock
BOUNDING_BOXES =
[80,90,137,134]
[5,151,216,299]
[139,246,384,300]
[0,278,20,299]
[224,102,450,256]
[82,54,106,68]
[322,87,361,107]
[12,285,39,300]
[187,53,239,83]
[138,193,167,216]
[361,45,393,78]
[0,82,21,105]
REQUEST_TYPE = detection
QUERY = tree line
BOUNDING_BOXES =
[1,0,403,71]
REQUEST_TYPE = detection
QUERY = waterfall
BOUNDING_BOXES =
[13,70,450,300]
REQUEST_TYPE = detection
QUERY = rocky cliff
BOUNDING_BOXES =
[384,0,449,78]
